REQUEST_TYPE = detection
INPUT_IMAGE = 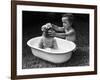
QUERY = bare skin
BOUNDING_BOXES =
[48,17,76,42]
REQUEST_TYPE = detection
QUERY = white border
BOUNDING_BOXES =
[17,5,94,75]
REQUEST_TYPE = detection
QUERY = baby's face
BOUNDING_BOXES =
[47,28,54,33]
[45,28,54,37]
[62,17,72,28]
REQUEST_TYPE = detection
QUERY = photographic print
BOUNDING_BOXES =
[23,11,89,68]
[11,1,97,79]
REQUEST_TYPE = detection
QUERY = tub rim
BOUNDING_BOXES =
[27,36,76,55]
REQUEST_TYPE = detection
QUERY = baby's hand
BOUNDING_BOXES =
[51,24,59,30]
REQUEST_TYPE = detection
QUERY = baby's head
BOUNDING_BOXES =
[62,13,73,28]
[41,23,54,38]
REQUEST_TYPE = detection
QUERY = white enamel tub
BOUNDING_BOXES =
[27,36,76,63]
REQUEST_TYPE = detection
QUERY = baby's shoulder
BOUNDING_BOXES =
[71,28,75,32]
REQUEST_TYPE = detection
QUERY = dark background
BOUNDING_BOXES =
[22,11,89,69]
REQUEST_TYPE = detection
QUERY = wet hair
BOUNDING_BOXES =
[62,13,74,22]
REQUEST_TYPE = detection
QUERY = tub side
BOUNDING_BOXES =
[31,47,73,63]
[27,36,76,54]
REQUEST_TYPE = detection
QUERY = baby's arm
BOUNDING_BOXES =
[55,28,75,39]
[38,38,44,49]
[52,24,64,32]
[65,28,75,35]
[55,32,67,39]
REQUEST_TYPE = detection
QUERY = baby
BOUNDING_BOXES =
[49,13,76,42]
[39,23,58,49]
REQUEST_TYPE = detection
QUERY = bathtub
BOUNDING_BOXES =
[27,36,76,63]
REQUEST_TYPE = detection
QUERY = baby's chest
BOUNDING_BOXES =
[65,29,76,42]
[43,38,54,45]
